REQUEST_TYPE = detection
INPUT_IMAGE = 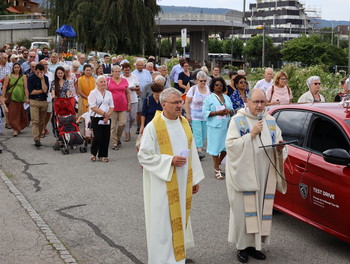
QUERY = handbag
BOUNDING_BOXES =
[5,76,21,105]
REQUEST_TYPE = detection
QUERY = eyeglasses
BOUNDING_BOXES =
[314,83,321,85]
[214,83,223,87]
[250,100,266,105]
[199,80,206,83]
[280,78,288,81]
[238,81,248,84]
[23,53,28,55]
[29,56,36,58]
[165,100,183,105]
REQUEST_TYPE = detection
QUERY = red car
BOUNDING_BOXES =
[268,102,350,243]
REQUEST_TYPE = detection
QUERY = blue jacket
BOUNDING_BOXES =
[203,93,233,128]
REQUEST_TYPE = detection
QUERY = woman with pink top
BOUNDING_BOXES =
[266,71,293,105]
[108,65,130,150]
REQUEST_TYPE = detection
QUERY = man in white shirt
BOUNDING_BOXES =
[169,58,186,90]
[254,68,274,93]
[121,62,139,141]
[132,59,152,134]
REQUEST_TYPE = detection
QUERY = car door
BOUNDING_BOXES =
[293,113,350,236]
[272,109,311,211]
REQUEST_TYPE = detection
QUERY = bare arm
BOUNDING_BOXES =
[185,96,192,121]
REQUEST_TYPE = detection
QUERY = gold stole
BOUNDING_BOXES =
[152,111,193,262]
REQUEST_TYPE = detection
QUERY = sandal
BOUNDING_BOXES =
[99,157,109,163]
[5,123,12,129]
[214,169,224,180]
[90,154,97,161]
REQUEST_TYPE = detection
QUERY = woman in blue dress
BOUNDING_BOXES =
[203,77,233,180]
[230,75,249,113]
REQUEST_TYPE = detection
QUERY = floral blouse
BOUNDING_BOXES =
[230,89,249,112]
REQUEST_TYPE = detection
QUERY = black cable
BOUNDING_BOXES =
[259,135,311,186]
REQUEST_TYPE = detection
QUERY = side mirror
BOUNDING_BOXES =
[323,148,350,166]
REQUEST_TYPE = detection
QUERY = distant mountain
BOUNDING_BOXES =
[312,19,349,29]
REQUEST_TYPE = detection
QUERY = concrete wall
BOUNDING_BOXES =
[0,28,49,46]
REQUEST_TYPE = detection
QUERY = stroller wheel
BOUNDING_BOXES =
[53,142,60,151]
[80,146,88,153]
[62,148,69,155]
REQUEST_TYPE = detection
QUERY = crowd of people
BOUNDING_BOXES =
[0,43,349,264]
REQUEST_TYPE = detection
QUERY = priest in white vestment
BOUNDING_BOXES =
[138,88,205,264]
[225,89,287,263]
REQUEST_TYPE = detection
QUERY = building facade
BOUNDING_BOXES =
[5,0,41,14]
[236,0,314,45]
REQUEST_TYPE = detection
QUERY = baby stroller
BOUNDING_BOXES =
[52,97,87,155]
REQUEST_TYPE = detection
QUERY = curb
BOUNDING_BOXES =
[0,170,78,264]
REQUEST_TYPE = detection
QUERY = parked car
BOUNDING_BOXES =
[87,51,111,63]
[268,102,350,243]
[30,41,50,50]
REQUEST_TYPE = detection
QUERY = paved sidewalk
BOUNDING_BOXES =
[0,170,68,264]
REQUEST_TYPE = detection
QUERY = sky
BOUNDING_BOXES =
[157,0,350,21]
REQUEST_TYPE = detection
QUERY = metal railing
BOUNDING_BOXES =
[156,12,241,22]
[0,14,47,21]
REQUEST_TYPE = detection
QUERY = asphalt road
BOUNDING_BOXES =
[0,124,349,264]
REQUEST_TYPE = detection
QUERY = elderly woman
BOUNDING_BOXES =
[230,75,249,113]
[185,70,211,159]
[71,60,82,79]
[203,77,233,180]
[266,71,293,105]
[108,65,131,150]
[298,76,325,103]
[140,83,164,134]
[1,62,29,137]
[88,76,114,162]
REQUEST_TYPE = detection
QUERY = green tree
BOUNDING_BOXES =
[160,39,171,57]
[222,38,244,58]
[0,1,11,15]
[208,38,223,53]
[281,34,347,66]
[243,34,274,62]
[48,0,159,54]
[176,39,190,55]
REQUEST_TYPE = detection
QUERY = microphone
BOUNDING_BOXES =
[257,113,263,137]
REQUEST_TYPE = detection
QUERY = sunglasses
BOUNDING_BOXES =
[215,83,223,87]
[199,80,207,83]
[238,81,248,84]
[314,83,321,85]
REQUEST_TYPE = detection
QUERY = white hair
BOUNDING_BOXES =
[306,76,321,89]
[196,70,207,80]
[154,75,165,84]
[237,70,246,75]
[160,87,182,103]
[135,58,145,65]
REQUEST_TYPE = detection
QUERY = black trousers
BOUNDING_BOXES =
[91,117,111,158]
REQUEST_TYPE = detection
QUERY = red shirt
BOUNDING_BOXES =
[107,77,129,111]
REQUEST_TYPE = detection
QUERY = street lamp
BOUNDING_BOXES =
[257,23,265,68]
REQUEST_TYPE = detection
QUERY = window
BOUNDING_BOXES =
[274,110,310,147]
[307,115,349,153]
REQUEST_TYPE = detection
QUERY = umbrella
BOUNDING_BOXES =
[56,25,77,38]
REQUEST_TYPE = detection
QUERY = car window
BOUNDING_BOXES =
[274,110,310,147]
[307,115,349,153]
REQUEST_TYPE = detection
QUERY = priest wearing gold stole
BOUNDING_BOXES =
[138,88,205,264]
[225,89,287,263]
